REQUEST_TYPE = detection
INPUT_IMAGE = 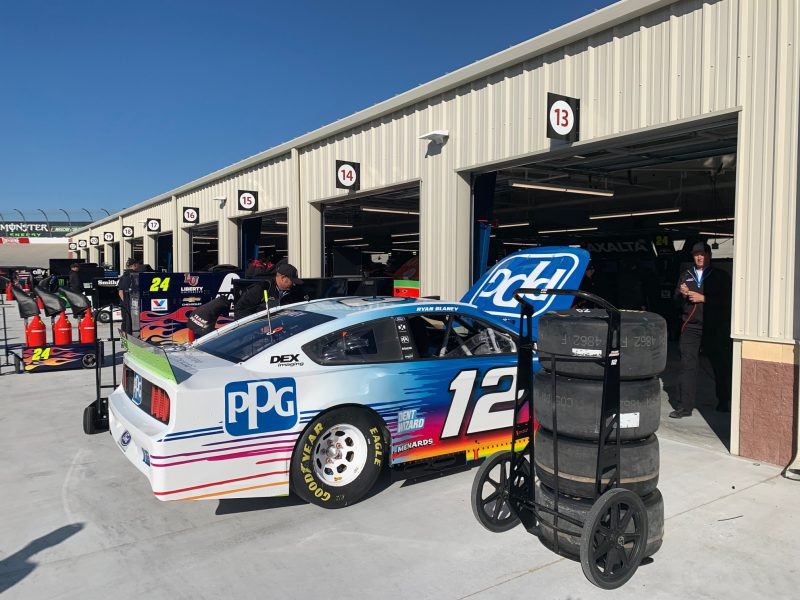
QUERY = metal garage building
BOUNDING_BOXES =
[71,0,799,469]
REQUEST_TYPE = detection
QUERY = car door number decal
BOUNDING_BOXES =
[441,366,517,438]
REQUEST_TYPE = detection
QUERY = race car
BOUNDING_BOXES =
[107,247,588,507]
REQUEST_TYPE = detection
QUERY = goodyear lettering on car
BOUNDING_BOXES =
[299,422,330,502]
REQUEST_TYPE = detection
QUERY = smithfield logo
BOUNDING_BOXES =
[465,250,585,320]
[224,378,298,436]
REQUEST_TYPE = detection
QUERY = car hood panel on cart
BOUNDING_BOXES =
[460,247,589,337]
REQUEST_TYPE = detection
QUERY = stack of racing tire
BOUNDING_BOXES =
[532,309,668,560]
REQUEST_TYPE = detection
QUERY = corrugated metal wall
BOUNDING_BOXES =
[73,0,800,342]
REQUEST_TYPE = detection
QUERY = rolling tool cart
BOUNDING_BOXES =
[83,304,126,434]
[471,288,650,589]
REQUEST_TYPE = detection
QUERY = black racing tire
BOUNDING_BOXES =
[83,405,97,435]
[534,429,659,498]
[290,407,387,509]
[536,482,664,559]
[534,372,661,441]
[537,310,667,380]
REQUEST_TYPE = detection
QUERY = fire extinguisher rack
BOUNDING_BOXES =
[83,303,128,434]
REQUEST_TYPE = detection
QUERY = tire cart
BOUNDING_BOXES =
[470,288,650,589]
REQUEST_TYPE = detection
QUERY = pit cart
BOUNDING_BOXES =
[470,288,649,589]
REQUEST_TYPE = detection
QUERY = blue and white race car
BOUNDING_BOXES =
[108,248,588,507]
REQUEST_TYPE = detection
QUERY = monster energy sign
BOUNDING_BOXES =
[0,221,88,237]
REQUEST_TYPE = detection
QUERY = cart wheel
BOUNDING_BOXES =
[579,488,649,589]
[471,451,525,533]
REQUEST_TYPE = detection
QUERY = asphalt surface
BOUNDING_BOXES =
[1,304,798,599]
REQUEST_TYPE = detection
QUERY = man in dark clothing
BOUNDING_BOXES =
[117,258,140,334]
[187,295,231,340]
[233,263,303,320]
[670,242,732,418]
[69,263,83,294]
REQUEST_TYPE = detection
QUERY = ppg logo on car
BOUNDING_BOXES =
[464,248,589,321]
[224,378,298,436]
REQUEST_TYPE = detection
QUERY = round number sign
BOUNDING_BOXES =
[104,232,113,242]
[146,219,160,232]
[184,208,198,222]
[337,163,357,188]
[122,226,134,237]
[549,100,575,137]
[239,193,256,210]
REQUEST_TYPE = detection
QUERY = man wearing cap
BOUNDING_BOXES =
[117,257,140,334]
[670,242,732,418]
[233,263,304,320]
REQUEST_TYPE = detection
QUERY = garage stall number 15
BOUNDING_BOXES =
[149,277,171,292]
[442,367,517,438]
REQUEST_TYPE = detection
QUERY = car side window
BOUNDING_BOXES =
[406,313,516,359]
[303,318,403,365]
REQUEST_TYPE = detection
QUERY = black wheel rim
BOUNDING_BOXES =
[480,457,513,524]
[588,496,645,585]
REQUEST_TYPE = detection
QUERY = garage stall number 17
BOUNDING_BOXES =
[442,367,517,438]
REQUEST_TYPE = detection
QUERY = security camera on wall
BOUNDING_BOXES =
[213,195,227,209]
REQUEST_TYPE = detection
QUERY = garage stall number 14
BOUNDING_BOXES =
[443,367,517,438]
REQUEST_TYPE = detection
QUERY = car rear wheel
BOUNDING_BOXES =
[291,407,387,509]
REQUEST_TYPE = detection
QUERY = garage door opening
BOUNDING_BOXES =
[239,210,288,270]
[190,223,219,271]
[473,118,737,451]
[321,186,420,282]
[129,238,144,266]
[109,242,120,274]
[156,233,173,272]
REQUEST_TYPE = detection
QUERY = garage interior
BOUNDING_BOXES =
[239,210,289,269]
[477,117,738,448]
[321,186,420,280]
[190,223,219,271]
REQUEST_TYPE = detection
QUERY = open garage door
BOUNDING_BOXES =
[474,117,738,449]
[321,185,420,282]
[239,210,288,270]
[190,223,219,271]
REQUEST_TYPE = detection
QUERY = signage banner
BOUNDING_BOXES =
[237,191,258,212]
[0,221,88,238]
[546,92,580,142]
[336,160,360,191]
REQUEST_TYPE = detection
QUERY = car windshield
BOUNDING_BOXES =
[198,309,335,363]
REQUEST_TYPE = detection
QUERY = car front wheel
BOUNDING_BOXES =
[291,407,387,508]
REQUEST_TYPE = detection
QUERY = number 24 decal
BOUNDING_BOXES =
[441,367,518,438]
[149,277,171,292]
[31,348,51,361]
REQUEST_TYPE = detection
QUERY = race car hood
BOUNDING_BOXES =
[460,247,589,338]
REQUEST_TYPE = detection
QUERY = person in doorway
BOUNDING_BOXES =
[187,295,231,340]
[670,242,732,418]
[69,263,83,294]
[233,262,303,320]
[117,257,140,334]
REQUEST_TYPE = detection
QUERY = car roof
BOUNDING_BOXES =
[297,296,449,319]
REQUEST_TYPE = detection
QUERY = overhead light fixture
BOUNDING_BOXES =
[392,248,417,252]
[659,217,734,226]
[699,231,734,237]
[361,207,420,216]
[260,231,288,236]
[511,181,614,197]
[590,208,680,220]
[538,227,599,234]
[390,232,418,238]
[502,242,539,247]
[262,244,276,248]
[275,221,288,225]
[418,129,449,144]
[497,221,530,229]
[343,243,369,248]
[490,234,496,238]
[334,237,364,242]
[325,223,353,229]
[393,240,419,245]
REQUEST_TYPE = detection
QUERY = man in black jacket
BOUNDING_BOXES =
[233,263,303,320]
[69,263,83,294]
[117,258,140,334]
[670,242,732,418]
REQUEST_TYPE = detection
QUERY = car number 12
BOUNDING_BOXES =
[441,366,517,438]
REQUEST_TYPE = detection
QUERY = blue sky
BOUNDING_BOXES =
[0,0,616,220]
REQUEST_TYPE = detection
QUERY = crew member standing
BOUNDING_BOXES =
[117,258,140,334]
[69,263,83,294]
[233,263,303,320]
[670,242,732,418]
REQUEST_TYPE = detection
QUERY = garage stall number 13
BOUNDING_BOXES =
[442,367,517,438]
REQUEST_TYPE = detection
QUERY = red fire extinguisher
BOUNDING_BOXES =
[26,315,47,347]
[79,311,96,344]
[36,296,44,310]
[22,281,30,292]
[53,312,73,345]
[5,283,12,302]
